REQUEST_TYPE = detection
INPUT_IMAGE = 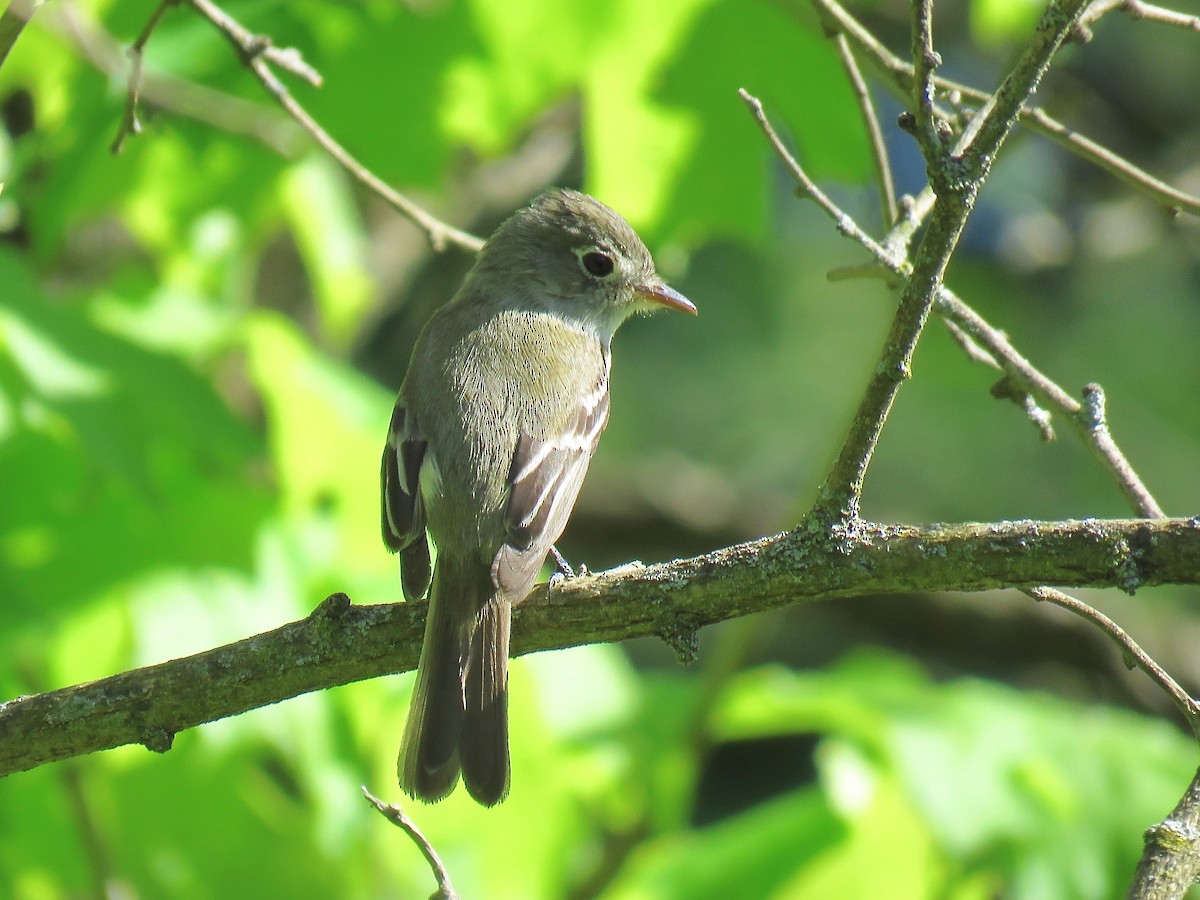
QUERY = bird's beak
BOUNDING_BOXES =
[637,281,697,315]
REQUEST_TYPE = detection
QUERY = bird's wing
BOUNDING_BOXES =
[381,403,433,601]
[492,370,610,599]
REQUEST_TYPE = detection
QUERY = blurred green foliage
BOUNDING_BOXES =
[2,0,1200,897]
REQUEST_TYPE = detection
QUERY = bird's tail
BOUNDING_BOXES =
[461,597,511,804]
[398,558,511,806]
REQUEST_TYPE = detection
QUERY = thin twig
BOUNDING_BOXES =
[1020,103,1195,216]
[1079,0,1200,37]
[1122,0,1200,31]
[183,0,482,253]
[119,0,484,252]
[811,0,1200,217]
[932,288,1086,415]
[181,0,321,86]
[942,317,1002,371]
[111,0,178,154]
[741,87,1165,524]
[1028,587,1200,738]
[881,186,935,260]
[110,0,321,155]
[910,0,942,159]
[1030,580,1200,898]
[0,0,43,69]
[833,33,897,228]
[936,289,1165,514]
[1080,383,1165,517]
[739,90,897,266]
[362,787,460,900]
[760,1,1085,522]
[35,2,300,155]
[1078,0,1133,34]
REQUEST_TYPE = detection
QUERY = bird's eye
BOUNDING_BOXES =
[581,251,615,278]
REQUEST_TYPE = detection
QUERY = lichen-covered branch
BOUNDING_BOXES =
[1129,768,1200,899]
[2,517,1197,779]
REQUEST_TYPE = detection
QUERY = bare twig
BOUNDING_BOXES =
[811,0,1200,217]
[112,0,483,252]
[748,1,1087,523]
[1121,0,1200,31]
[739,90,897,266]
[740,86,1164,523]
[1021,105,1195,216]
[988,372,1057,442]
[0,0,43,69]
[111,0,178,154]
[1028,569,1200,899]
[362,788,459,900]
[181,0,483,253]
[182,0,321,86]
[910,0,942,159]
[1028,587,1200,737]
[942,318,1002,371]
[881,186,935,261]
[833,33,897,227]
[1078,0,1200,38]
[936,290,1165,515]
[32,2,300,155]
[1080,383,1165,518]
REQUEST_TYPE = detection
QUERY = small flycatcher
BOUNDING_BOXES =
[381,189,695,806]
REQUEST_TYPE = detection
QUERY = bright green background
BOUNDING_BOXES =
[2,0,1199,897]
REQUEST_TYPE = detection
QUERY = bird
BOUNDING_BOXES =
[380,188,695,805]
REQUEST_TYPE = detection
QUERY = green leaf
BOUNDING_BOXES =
[0,250,269,619]
[971,0,1046,46]
[598,0,870,244]
[709,652,1197,898]
[608,787,845,899]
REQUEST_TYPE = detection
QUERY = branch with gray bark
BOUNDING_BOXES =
[2,517,1198,780]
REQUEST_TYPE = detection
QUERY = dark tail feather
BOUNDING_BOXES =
[460,599,511,806]
[398,566,471,804]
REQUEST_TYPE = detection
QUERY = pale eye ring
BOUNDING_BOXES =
[580,250,615,278]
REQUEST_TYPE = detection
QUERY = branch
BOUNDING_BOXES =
[182,0,483,253]
[2,517,1198,779]
[113,0,484,252]
[22,1,300,155]
[0,0,43,70]
[740,89,1164,521]
[934,292,1165,516]
[832,33,897,228]
[812,0,1200,217]
[1078,0,1200,38]
[1027,587,1200,737]
[1129,768,1200,899]
[757,0,1085,524]
[362,788,459,900]
[910,0,942,161]
[111,0,178,154]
